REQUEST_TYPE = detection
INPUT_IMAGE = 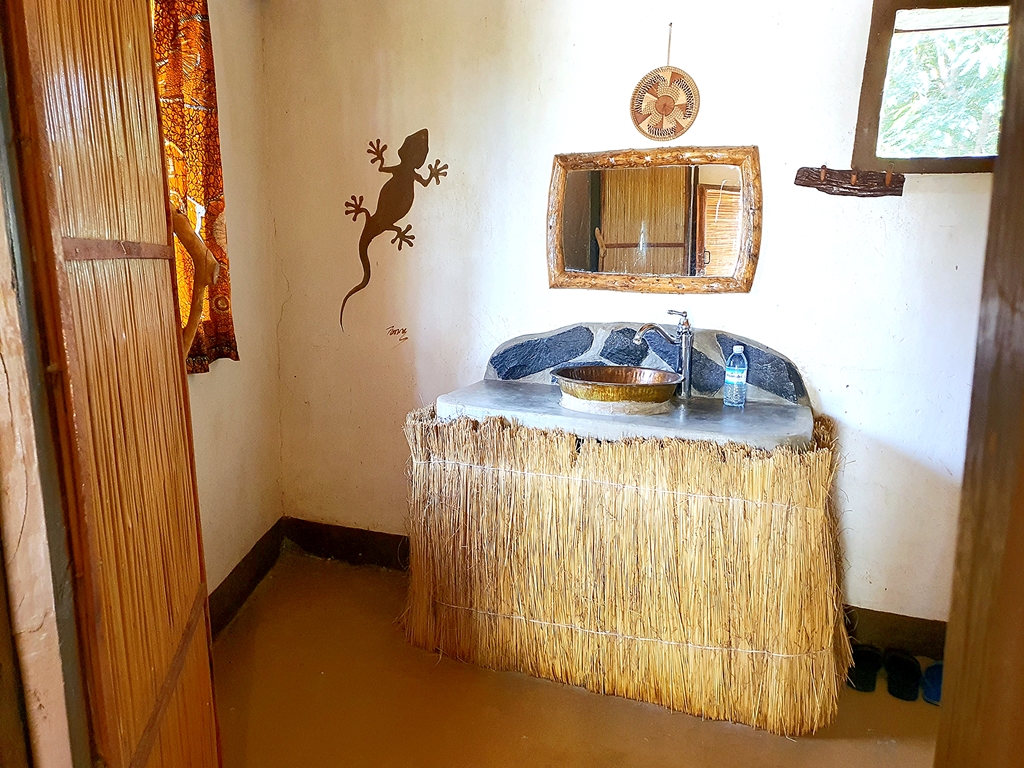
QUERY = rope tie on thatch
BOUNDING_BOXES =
[434,601,833,659]
[411,458,821,513]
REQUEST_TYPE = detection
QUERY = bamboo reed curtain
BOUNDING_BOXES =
[152,0,238,373]
[64,258,218,768]
[698,185,742,278]
[600,166,690,275]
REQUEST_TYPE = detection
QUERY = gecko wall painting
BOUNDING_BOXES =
[340,129,448,328]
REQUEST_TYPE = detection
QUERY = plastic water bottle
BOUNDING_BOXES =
[724,345,748,407]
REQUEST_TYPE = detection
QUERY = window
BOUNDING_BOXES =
[853,1,1010,173]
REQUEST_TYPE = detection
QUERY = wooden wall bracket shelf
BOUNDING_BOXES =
[794,165,904,197]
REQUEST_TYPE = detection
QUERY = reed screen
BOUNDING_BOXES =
[31,0,166,243]
[66,258,207,767]
[405,409,851,735]
[16,0,218,763]
[601,166,689,275]
[699,186,742,277]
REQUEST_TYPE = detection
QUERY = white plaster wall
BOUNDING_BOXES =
[259,0,988,620]
[191,0,282,589]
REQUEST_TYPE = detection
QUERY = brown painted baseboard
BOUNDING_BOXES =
[845,605,946,660]
[208,518,409,638]
[281,518,409,571]
[210,518,946,659]
[208,519,285,637]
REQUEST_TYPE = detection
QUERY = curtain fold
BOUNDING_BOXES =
[153,0,238,373]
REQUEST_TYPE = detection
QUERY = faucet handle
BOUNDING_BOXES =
[667,309,691,337]
[667,309,690,328]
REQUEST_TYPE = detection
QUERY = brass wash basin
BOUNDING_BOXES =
[551,366,682,415]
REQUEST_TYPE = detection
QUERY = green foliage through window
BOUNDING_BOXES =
[877,20,1007,158]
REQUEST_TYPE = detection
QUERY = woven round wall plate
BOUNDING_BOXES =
[630,66,700,141]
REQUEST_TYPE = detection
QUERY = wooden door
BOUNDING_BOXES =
[935,1,1024,765]
[1,1,220,766]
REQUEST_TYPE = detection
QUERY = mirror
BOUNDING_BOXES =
[548,147,761,293]
[562,164,742,278]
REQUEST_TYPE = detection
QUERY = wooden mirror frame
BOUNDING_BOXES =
[546,146,762,294]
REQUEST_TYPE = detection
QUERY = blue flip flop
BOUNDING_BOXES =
[922,661,943,705]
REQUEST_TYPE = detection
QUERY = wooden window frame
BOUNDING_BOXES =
[852,0,1007,174]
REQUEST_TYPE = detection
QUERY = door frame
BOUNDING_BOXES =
[934,0,1024,764]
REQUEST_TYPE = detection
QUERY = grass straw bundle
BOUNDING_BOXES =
[404,408,851,736]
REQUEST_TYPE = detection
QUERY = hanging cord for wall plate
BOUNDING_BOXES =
[666,22,673,66]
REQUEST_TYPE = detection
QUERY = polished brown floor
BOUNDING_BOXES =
[214,550,940,768]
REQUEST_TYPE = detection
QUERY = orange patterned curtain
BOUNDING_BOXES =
[152,0,238,373]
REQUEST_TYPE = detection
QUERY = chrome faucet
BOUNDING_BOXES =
[633,310,694,399]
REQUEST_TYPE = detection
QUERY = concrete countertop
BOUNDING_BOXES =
[435,380,815,450]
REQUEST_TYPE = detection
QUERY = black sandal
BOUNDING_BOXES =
[847,644,884,692]
[883,649,922,701]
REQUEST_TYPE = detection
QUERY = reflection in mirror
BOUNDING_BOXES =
[548,146,761,294]
[562,165,742,278]
[696,166,742,277]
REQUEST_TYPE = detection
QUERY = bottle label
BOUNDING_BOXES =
[725,369,746,385]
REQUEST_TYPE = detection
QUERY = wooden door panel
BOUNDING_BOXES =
[146,628,219,768]
[30,0,166,243]
[64,256,207,766]
[2,0,220,765]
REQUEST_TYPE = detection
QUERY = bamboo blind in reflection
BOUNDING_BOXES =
[66,259,205,768]
[601,167,689,275]
[699,186,742,278]
[31,0,166,242]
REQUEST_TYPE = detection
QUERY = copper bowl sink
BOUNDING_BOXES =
[551,365,682,404]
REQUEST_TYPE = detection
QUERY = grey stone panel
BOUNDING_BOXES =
[600,327,649,366]
[716,333,807,403]
[691,349,726,395]
[489,325,594,381]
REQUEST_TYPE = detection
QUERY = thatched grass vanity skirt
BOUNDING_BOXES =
[403,407,851,735]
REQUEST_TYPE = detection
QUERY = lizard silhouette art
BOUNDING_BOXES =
[340,129,448,328]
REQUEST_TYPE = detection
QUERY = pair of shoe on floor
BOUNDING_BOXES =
[847,644,942,704]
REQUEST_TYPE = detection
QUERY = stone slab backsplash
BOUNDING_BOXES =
[484,323,809,407]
